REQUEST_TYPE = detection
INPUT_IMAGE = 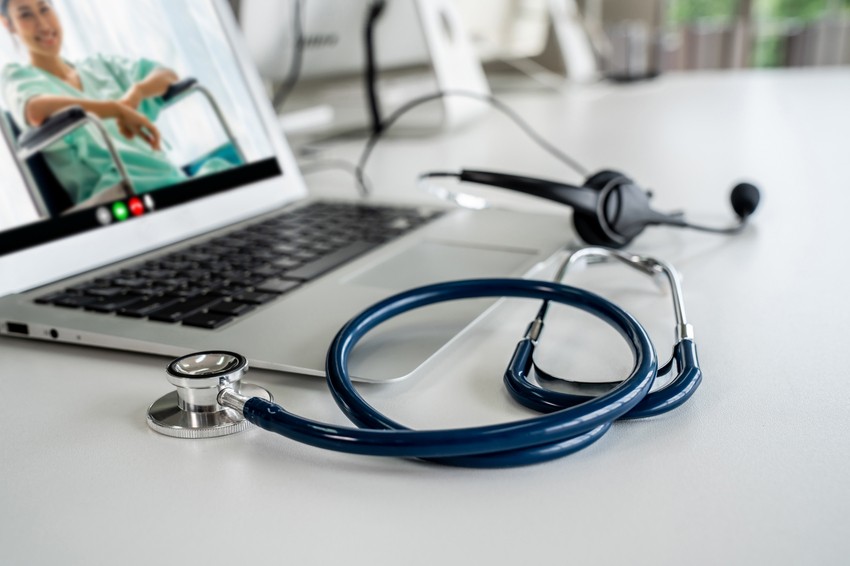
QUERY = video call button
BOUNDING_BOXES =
[96,207,113,226]
[129,197,145,217]
[143,194,155,211]
[112,202,130,222]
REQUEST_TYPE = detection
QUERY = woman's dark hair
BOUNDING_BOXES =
[2,1,54,20]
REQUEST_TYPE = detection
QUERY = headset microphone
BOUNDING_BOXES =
[423,169,761,248]
[668,181,761,236]
[730,182,761,220]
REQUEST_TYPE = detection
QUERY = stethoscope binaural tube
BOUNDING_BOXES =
[237,279,659,468]
[510,247,702,420]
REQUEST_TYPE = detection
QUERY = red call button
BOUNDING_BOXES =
[128,197,145,217]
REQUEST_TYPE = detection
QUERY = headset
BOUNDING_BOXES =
[350,87,763,242]
[420,169,761,248]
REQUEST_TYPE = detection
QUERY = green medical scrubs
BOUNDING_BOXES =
[2,55,231,205]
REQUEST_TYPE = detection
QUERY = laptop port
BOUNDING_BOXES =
[5,322,29,336]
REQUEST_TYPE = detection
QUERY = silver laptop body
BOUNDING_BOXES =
[0,0,568,382]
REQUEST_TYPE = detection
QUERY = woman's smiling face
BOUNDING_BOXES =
[3,0,63,58]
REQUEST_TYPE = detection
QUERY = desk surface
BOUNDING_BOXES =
[2,70,849,565]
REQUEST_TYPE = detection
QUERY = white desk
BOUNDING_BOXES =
[2,70,849,565]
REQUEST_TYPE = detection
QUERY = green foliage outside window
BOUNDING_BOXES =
[668,0,737,23]
[754,0,849,66]
[666,0,849,67]
[668,0,850,23]
[755,0,845,20]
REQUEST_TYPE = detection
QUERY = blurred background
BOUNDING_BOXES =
[231,0,850,82]
[229,0,848,135]
[584,0,850,75]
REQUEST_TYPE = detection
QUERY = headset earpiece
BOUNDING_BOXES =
[573,170,633,248]
[573,212,619,247]
[580,170,689,247]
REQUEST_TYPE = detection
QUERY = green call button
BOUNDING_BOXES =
[112,202,130,222]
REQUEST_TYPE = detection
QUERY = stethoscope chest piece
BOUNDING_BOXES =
[147,351,272,439]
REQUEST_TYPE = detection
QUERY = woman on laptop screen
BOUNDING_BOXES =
[0,0,236,210]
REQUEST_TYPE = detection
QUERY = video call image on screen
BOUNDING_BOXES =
[0,0,277,242]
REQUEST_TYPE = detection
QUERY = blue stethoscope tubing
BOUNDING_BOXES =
[241,278,702,468]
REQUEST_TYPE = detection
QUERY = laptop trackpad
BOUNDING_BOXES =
[345,240,535,290]
[343,241,536,381]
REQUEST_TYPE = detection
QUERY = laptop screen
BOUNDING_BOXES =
[0,0,281,257]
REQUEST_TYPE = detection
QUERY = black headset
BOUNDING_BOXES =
[421,169,761,248]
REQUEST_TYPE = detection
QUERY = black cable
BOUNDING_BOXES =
[364,0,387,135]
[299,157,376,195]
[676,220,749,235]
[353,90,591,198]
[419,171,462,180]
[271,0,306,110]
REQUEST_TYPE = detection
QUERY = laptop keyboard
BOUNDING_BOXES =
[34,201,443,329]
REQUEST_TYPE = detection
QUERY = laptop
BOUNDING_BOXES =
[0,0,568,382]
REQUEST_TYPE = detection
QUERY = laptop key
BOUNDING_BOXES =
[67,282,99,294]
[118,295,182,318]
[254,278,300,294]
[35,290,70,304]
[182,312,234,330]
[85,286,129,298]
[232,292,277,305]
[284,241,377,281]
[272,257,301,270]
[148,295,223,323]
[138,269,178,279]
[273,243,298,254]
[112,277,150,289]
[85,294,147,314]
[53,294,101,309]
[252,264,281,278]
[174,286,207,298]
[208,301,255,317]
[293,251,320,262]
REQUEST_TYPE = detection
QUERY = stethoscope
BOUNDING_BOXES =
[147,247,701,468]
